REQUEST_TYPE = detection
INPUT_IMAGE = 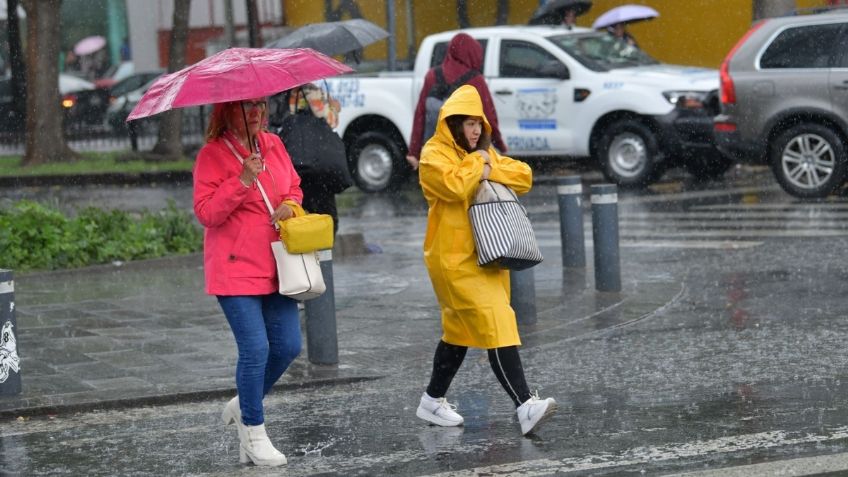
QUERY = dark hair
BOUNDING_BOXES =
[445,114,490,153]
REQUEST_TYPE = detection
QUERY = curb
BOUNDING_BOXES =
[0,170,193,188]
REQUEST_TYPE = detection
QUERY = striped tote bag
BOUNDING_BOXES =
[468,180,543,270]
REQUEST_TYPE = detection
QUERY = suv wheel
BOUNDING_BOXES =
[349,131,409,193]
[771,123,847,199]
[596,119,661,187]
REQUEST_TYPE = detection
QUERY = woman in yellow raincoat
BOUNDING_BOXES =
[415,85,557,436]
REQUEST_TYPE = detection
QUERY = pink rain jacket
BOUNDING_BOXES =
[193,131,303,296]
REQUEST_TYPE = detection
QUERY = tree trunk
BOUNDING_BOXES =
[8,0,26,134]
[753,0,796,20]
[151,0,191,158]
[21,0,76,165]
[246,0,259,47]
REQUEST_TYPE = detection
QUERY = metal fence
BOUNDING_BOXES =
[0,108,208,156]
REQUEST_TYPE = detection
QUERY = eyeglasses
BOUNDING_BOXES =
[240,100,267,111]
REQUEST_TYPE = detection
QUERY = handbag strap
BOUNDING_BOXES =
[223,137,276,218]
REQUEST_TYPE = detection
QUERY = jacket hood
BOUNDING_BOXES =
[434,84,493,145]
[443,33,483,74]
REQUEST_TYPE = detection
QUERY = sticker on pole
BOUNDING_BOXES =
[0,321,19,383]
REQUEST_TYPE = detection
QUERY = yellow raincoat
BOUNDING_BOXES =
[419,85,533,349]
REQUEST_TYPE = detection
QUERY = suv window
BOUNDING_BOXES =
[430,39,488,68]
[760,23,844,69]
[499,40,563,78]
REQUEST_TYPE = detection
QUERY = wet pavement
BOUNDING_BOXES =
[5,165,848,475]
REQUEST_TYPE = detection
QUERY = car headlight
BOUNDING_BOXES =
[663,91,708,109]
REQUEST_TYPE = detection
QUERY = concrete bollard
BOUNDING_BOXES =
[510,268,537,325]
[590,184,621,292]
[557,175,586,268]
[304,250,339,365]
[0,269,21,396]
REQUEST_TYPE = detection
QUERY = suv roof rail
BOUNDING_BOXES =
[791,4,848,16]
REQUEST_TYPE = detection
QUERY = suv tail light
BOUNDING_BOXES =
[720,20,767,105]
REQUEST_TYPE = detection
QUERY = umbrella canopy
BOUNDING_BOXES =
[127,47,352,121]
[265,19,389,57]
[592,4,659,29]
[529,0,592,25]
[74,35,106,56]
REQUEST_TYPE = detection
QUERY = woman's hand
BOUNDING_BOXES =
[239,153,263,186]
[477,149,491,164]
[271,203,295,224]
[405,155,420,171]
[482,164,491,181]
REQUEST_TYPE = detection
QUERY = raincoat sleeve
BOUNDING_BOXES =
[408,69,437,159]
[193,144,252,228]
[486,150,533,196]
[419,148,487,202]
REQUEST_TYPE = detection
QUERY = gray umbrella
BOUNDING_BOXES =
[265,18,389,57]
[529,0,593,25]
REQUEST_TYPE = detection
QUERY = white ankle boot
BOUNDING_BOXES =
[237,423,287,467]
[221,396,240,425]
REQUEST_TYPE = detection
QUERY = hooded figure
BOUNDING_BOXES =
[415,85,557,436]
[407,33,507,169]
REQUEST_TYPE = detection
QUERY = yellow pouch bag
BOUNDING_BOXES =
[278,213,334,253]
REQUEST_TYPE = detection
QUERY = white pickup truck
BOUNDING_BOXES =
[282,25,729,192]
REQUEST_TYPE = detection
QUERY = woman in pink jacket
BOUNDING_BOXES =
[193,98,302,468]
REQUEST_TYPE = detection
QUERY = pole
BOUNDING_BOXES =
[557,175,586,268]
[591,184,621,292]
[386,0,397,71]
[305,250,339,365]
[223,0,236,47]
[0,270,21,396]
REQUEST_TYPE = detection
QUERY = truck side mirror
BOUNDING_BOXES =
[539,61,570,80]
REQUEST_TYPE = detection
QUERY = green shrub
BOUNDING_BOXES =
[0,200,202,271]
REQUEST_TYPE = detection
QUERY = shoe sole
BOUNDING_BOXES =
[523,401,558,436]
[416,406,464,427]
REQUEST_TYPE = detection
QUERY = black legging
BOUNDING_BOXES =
[425,340,532,407]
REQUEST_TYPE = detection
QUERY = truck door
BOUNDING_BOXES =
[488,39,572,156]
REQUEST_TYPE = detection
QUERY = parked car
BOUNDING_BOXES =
[276,25,727,192]
[104,70,164,132]
[0,74,107,133]
[714,9,848,198]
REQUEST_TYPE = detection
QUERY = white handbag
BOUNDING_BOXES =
[225,138,326,301]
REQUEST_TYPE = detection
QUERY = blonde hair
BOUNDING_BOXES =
[205,100,269,142]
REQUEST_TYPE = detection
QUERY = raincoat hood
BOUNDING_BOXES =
[442,33,483,79]
[434,84,493,147]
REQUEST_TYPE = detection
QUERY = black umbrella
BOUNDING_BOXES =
[529,0,593,26]
[265,18,389,57]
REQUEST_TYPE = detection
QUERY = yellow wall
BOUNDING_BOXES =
[283,1,836,69]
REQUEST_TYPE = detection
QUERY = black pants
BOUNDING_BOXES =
[425,340,532,408]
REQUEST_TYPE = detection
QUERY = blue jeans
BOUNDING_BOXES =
[218,294,301,426]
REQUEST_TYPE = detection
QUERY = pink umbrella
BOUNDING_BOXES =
[74,35,106,56]
[127,47,352,121]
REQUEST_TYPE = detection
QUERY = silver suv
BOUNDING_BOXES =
[714,10,848,198]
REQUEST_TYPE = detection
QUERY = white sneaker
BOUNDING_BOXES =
[516,392,557,435]
[416,392,464,427]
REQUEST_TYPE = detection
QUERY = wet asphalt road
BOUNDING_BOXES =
[5,165,848,475]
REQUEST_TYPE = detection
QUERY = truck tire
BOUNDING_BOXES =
[349,132,409,193]
[596,119,661,187]
[770,123,847,199]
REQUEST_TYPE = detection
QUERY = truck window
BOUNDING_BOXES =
[548,32,657,71]
[430,39,488,68]
[499,40,563,78]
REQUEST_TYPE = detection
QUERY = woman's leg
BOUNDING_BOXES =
[426,340,468,398]
[218,296,270,426]
[261,293,302,395]
[487,346,532,408]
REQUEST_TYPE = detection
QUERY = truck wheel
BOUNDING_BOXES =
[349,132,408,193]
[596,119,661,187]
[770,123,847,199]
[684,153,734,182]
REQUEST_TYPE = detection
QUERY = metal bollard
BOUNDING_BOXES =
[557,175,586,268]
[0,269,21,396]
[590,184,621,292]
[510,268,537,325]
[304,250,338,365]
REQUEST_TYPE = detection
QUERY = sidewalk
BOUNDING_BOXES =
[0,186,682,420]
